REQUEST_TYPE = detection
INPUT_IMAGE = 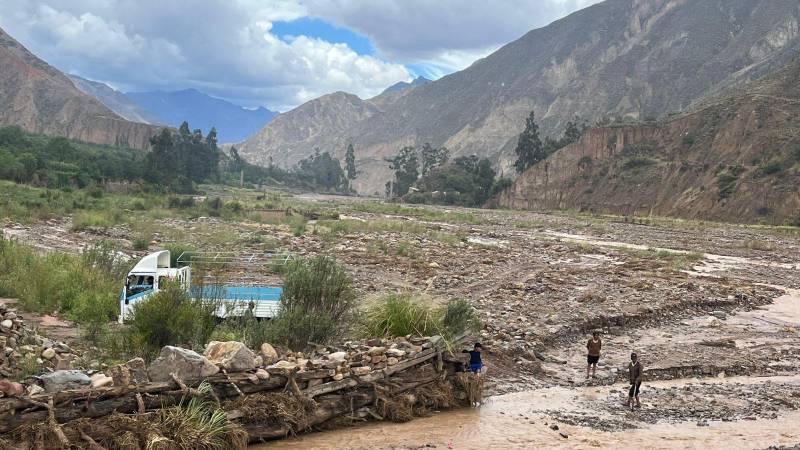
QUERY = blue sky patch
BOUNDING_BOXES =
[271,17,375,56]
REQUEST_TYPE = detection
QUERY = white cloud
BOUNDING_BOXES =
[0,0,601,109]
[0,0,411,110]
[304,0,604,72]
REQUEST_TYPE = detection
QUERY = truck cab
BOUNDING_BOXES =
[119,250,190,322]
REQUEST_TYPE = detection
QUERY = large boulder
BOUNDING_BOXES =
[40,370,91,392]
[259,343,279,364]
[204,341,256,372]
[148,346,219,382]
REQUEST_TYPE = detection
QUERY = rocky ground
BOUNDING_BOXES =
[3,196,800,448]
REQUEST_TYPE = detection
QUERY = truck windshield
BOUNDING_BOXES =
[125,274,155,298]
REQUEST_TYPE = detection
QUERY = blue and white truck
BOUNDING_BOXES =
[119,250,290,322]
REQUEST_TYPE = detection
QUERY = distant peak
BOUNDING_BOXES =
[381,76,432,95]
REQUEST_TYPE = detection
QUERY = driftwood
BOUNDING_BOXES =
[0,337,476,447]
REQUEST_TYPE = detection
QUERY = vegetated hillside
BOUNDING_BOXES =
[496,58,800,225]
[125,89,278,144]
[239,0,800,196]
[68,75,164,125]
[0,27,161,150]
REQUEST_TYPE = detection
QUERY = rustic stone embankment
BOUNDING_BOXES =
[0,333,479,448]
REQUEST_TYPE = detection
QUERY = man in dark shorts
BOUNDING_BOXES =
[586,331,601,379]
[462,342,483,375]
[627,352,643,409]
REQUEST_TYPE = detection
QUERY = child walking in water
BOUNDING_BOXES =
[586,331,602,379]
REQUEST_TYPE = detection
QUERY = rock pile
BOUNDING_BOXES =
[0,335,454,399]
[0,303,77,392]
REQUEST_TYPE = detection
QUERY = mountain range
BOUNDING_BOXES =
[125,89,278,144]
[68,75,164,126]
[0,26,160,150]
[237,0,800,196]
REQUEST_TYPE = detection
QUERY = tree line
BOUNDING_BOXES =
[383,113,586,207]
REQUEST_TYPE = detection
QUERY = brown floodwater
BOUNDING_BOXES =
[252,234,800,450]
[253,376,800,450]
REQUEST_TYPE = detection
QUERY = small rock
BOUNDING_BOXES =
[0,319,13,330]
[332,373,344,381]
[41,370,91,392]
[255,369,270,380]
[550,424,559,431]
[352,366,372,376]
[559,432,569,439]
[90,374,113,388]
[269,360,299,371]
[109,364,132,386]
[125,358,149,384]
[0,380,24,397]
[26,384,44,396]
[367,346,386,356]
[41,348,56,360]
[387,357,399,366]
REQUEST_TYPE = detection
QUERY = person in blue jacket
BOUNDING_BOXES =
[463,342,483,374]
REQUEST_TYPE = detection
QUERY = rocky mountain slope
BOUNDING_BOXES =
[382,76,431,95]
[68,75,164,125]
[0,27,160,150]
[496,57,800,224]
[239,0,800,195]
[126,89,278,144]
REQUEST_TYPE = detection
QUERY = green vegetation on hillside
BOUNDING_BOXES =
[0,124,352,199]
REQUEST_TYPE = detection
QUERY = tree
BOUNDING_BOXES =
[387,146,419,197]
[345,143,356,180]
[420,143,449,176]
[295,150,346,191]
[514,110,545,173]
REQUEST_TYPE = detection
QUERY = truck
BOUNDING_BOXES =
[119,250,291,323]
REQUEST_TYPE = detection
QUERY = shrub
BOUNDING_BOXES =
[126,282,218,360]
[682,135,695,147]
[440,299,482,338]
[361,293,441,338]
[132,235,150,251]
[155,383,247,449]
[621,157,657,170]
[267,256,356,350]
[0,235,119,314]
[759,159,785,176]
[360,294,481,343]
[71,211,112,231]
[716,165,744,199]
[70,291,115,346]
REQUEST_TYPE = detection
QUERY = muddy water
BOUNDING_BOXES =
[253,293,800,450]
[254,378,800,449]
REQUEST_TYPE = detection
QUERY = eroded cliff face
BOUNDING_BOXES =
[239,0,800,195]
[0,27,160,149]
[497,60,800,224]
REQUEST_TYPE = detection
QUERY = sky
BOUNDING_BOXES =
[0,0,601,111]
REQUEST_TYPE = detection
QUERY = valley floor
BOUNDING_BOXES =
[3,191,800,449]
